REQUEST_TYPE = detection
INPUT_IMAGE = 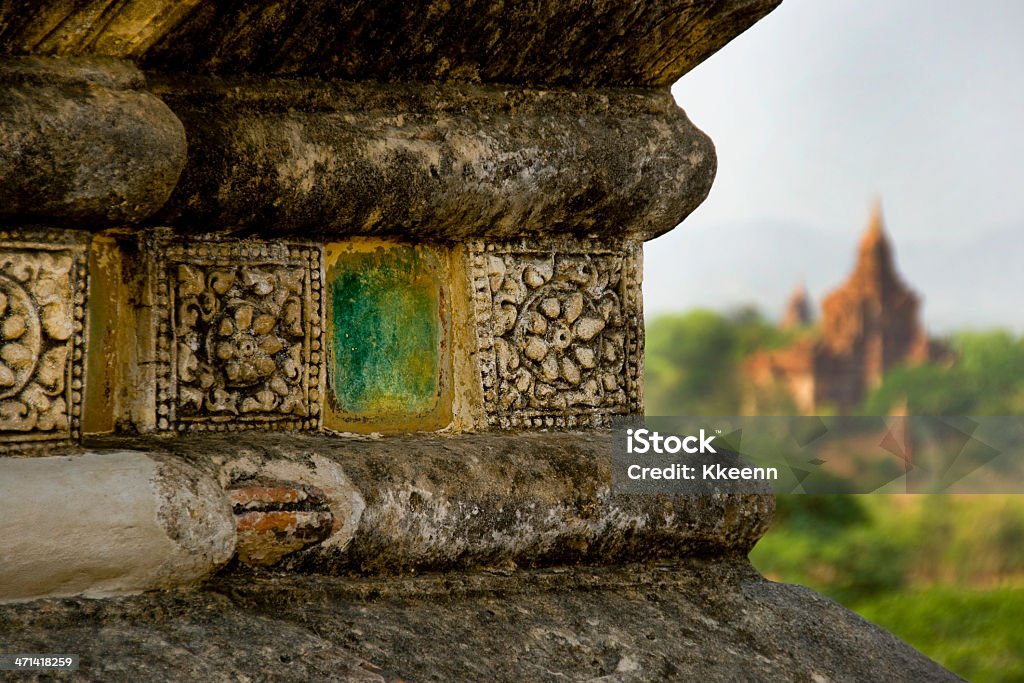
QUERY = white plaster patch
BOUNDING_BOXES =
[0,451,235,603]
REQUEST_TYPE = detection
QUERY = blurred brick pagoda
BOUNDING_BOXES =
[745,202,953,414]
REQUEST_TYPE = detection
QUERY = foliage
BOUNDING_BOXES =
[856,587,1024,683]
[771,493,868,531]
[645,308,1024,682]
[905,495,1024,585]
[861,364,977,415]
[753,494,1024,597]
[751,495,912,604]
[644,307,797,415]
[862,330,1024,415]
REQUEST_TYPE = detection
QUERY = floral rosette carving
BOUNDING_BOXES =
[487,254,629,415]
[174,264,309,420]
[0,251,77,436]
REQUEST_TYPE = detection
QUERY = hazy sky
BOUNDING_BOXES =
[645,0,1024,329]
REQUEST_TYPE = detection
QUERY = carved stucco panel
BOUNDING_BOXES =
[471,239,643,429]
[149,238,324,433]
[0,229,88,451]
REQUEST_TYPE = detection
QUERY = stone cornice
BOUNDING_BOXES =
[1,0,782,87]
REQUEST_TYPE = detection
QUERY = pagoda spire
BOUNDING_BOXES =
[852,197,898,291]
[863,196,885,244]
[781,281,813,328]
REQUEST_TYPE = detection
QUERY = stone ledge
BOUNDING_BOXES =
[1,62,714,238]
[153,79,715,240]
[94,432,774,575]
[1,1,782,88]
[0,560,960,681]
[0,433,774,601]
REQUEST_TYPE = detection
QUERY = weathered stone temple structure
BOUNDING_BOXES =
[746,204,951,414]
[0,2,957,680]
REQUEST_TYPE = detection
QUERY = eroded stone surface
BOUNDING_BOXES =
[0,57,186,228]
[0,228,88,452]
[153,80,716,240]
[472,239,643,429]
[0,560,960,682]
[91,431,771,574]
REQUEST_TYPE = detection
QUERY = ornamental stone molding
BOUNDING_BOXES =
[0,228,87,452]
[142,236,324,434]
[471,239,643,429]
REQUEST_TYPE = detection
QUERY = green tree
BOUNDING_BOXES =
[861,330,1024,415]
[645,309,739,415]
[645,308,795,415]
[861,364,978,415]
[951,331,1024,413]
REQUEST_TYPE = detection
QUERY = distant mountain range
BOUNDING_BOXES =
[643,221,1024,334]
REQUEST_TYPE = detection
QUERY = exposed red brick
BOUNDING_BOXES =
[227,480,334,566]
[228,485,305,509]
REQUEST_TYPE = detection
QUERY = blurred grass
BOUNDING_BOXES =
[750,495,1024,682]
[855,587,1024,683]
